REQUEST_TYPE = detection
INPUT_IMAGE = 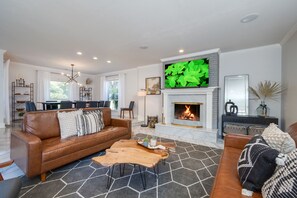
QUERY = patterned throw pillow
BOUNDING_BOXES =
[57,109,83,139]
[76,113,103,136]
[237,135,280,195]
[262,149,297,198]
[83,109,105,130]
[262,123,296,154]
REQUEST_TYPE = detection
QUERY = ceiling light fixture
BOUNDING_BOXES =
[179,49,184,53]
[76,51,82,55]
[240,13,259,23]
[107,60,111,63]
[93,56,98,60]
[61,64,81,85]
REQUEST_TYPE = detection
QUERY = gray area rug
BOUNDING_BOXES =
[19,134,222,198]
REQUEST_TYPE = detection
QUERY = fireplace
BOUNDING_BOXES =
[172,102,203,127]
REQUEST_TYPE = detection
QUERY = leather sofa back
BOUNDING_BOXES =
[287,122,297,146]
[23,107,111,140]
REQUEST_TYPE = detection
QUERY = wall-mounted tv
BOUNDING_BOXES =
[164,58,209,88]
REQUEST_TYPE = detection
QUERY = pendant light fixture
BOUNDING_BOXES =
[61,64,81,85]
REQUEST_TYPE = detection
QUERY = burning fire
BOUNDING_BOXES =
[179,105,197,120]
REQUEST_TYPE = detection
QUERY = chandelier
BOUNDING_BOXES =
[61,64,81,85]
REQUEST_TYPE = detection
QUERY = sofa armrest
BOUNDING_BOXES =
[10,130,42,178]
[224,134,252,150]
[111,118,132,135]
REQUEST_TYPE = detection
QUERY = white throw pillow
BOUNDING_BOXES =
[262,123,296,154]
[58,109,83,139]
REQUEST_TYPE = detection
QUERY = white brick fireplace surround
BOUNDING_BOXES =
[155,87,219,147]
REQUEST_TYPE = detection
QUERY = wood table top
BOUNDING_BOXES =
[92,139,175,168]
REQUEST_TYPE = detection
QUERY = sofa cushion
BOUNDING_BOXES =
[24,111,60,140]
[84,107,111,126]
[57,109,83,139]
[237,135,279,193]
[76,113,103,136]
[262,123,296,154]
[42,126,128,162]
[262,149,297,198]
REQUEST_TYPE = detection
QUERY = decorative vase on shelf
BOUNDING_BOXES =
[256,101,270,117]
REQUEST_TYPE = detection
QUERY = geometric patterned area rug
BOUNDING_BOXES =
[19,134,222,198]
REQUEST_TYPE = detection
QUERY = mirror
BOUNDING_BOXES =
[224,75,249,115]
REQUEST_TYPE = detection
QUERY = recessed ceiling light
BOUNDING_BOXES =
[76,51,82,55]
[93,57,98,60]
[179,49,184,53]
[140,46,148,50]
[107,60,111,63]
[240,13,259,23]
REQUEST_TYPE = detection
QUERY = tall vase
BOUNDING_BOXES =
[256,101,270,117]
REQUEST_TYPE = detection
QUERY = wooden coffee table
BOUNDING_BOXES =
[92,139,175,189]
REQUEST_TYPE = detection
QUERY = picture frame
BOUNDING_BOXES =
[145,77,161,95]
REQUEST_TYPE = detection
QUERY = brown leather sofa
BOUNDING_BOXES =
[211,122,297,198]
[10,108,131,181]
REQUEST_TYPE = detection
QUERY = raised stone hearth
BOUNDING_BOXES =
[156,87,219,146]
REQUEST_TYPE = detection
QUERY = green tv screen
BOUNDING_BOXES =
[164,58,209,88]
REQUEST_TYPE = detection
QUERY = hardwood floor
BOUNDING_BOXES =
[0,122,24,179]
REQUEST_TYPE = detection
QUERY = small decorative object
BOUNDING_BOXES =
[142,136,149,147]
[256,101,270,117]
[18,112,25,117]
[150,136,157,147]
[249,81,285,117]
[86,78,92,85]
[145,77,161,95]
[224,100,238,116]
[147,115,158,128]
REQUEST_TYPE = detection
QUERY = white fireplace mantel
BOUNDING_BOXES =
[162,87,218,129]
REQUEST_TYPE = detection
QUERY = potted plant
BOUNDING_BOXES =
[249,81,285,116]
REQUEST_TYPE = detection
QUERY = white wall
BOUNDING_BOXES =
[137,64,162,122]
[282,30,297,129]
[8,44,283,127]
[220,44,282,124]
[0,49,5,128]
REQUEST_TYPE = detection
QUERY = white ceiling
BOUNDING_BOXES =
[0,0,297,74]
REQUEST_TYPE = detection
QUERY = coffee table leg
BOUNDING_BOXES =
[153,164,159,179]
[138,165,147,189]
[106,165,115,189]
[120,164,125,176]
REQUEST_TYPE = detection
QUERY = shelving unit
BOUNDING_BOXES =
[79,87,92,101]
[11,82,34,121]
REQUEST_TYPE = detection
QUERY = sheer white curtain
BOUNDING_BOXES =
[69,83,79,101]
[3,59,10,125]
[99,76,107,100]
[118,73,126,111]
[36,70,50,109]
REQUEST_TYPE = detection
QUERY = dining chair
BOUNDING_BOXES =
[104,101,111,107]
[25,101,37,112]
[98,101,104,107]
[88,101,98,108]
[76,101,87,108]
[0,160,22,198]
[60,101,73,109]
[120,101,135,119]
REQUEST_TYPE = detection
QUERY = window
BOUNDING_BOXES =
[106,76,119,111]
[49,81,70,100]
